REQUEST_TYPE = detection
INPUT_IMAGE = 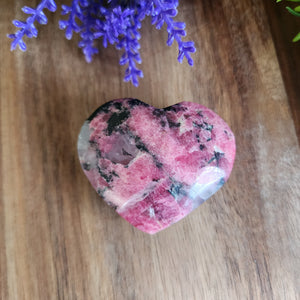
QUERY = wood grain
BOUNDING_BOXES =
[264,0,300,142]
[1,0,299,299]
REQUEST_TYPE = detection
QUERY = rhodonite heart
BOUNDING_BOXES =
[78,99,236,234]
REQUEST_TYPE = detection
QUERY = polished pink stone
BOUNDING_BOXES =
[78,99,236,234]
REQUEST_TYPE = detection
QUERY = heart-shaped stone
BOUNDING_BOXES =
[78,99,236,234]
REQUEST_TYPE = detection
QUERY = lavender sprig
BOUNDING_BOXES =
[151,0,196,65]
[8,0,57,51]
[9,0,196,86]
[77,1,100,63]
[116,13,143,86]
[59,0,83,40]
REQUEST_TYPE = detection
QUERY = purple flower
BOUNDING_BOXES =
[8,0,57,51]
[9,0,196,86]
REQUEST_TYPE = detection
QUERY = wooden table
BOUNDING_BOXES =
[1,1,299,299]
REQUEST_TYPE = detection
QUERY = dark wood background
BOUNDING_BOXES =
[1,0,299,299]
